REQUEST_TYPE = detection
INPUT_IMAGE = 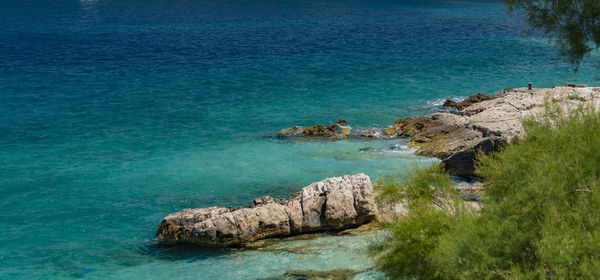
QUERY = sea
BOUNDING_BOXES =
[0,0,597,279]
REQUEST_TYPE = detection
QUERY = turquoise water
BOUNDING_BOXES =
[1,0,598,279]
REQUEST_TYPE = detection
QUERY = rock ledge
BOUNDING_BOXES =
[371,86,600,177]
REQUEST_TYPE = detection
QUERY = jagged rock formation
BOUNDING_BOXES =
[156,174,377,246]
[380,116,434,137]
[443,93,493,110]
[278,120,351,139]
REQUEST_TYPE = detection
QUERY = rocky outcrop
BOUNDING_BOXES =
[372,86,600,177]
[380,116,436,137]
[440,137,506,176]
[443,93,494,110]
[278,120,351,139]
[359,129,379,138]
[156,174,377,246]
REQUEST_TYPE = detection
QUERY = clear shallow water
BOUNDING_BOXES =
[86,232,384,279]
[0,0,598,279]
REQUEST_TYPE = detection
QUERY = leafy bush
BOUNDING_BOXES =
[373,106,600,279]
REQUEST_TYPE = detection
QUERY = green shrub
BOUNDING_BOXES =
[372,163,467,280]
[372,202,452,280]
[373,106,600,279]
[375,163,455,208]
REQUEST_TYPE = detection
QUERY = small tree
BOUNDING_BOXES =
[506,0,600,65]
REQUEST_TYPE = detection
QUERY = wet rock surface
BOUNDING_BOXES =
[156,174,377,246]
[359,129,378,138]
[380,116,434,137]
[262,268,362,280]
[278,120,351,139]
[443,93,494,110]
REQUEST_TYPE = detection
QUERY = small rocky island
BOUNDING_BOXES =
[278,120,352,139]
[157,85,600,246]
[157,174,377,246]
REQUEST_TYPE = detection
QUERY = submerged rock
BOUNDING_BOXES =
[156,174,377,246]
[263,268,362,280]
[278,126,301,136]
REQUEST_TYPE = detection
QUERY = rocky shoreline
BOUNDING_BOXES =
[384,85,600,176]
[278,85,600,177]
[157,85,600,246]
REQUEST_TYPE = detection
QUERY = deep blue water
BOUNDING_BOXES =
[0,0,597,279]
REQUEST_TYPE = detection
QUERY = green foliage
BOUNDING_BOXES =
[473,105,600,279]
[376,163,455,207]
[373,106,600,279]
[569,93,582,101]
[372,203,452,280]
[506,0,600,66]
[372,163,463,280]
